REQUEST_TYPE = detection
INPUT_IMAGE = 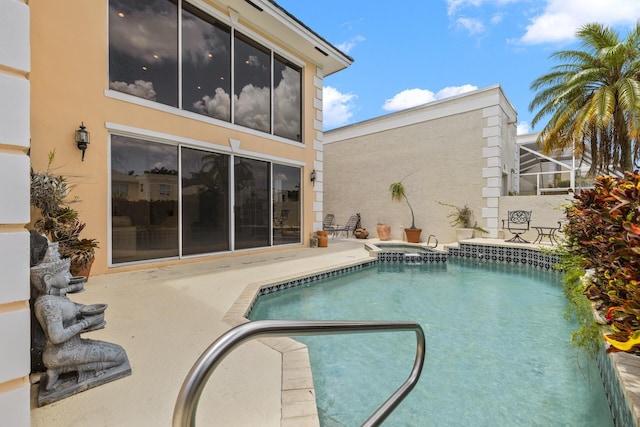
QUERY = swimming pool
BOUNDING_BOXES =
[249,260,614,426]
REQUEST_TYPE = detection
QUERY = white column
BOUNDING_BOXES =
[312,68,324,231]
[0,1,31,425]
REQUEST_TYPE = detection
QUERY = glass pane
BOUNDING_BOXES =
[234,157,270,249]
[109,0,178,107]
[274,55,302,142]
[182,4,231,121]
[181,148,230,255]
[272,164,301,245]
[111,135,179,263]
[234,32,271,133]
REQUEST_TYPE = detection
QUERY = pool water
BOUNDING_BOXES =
[250,261,614,426]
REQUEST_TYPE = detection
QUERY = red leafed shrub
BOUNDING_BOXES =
[564,171,640,351]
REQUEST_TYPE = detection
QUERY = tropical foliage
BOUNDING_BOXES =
[562,171,640,353]
[529,22,640,174]
[31,150,99,275]
[436,201,487,233]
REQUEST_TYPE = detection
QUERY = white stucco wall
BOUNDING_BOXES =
[324,85,517,243]
[0,0,31,425]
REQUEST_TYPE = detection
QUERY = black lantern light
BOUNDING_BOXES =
[310,169,317,183]
[75,122,90,161]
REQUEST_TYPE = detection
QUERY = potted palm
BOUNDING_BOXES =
[389,179,422,243]
[437,201,487,242]
[31,150,99,278]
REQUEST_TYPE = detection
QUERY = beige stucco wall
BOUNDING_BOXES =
[29,0,329,275]
[324,85,517,243]
[498,194,571,242]
[0,0,31,425]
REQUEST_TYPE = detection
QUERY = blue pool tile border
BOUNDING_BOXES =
[376,250,447,264]
[448,243,560,269]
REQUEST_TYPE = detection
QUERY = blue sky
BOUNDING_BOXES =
[275,0,640,134]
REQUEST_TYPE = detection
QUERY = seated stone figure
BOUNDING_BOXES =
[31,258,127,391]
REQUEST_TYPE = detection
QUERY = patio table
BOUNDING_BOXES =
[533,225,559,245]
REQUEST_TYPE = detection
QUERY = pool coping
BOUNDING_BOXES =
[224,242,640,427]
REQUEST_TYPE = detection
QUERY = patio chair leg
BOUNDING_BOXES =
[505,234,529,243]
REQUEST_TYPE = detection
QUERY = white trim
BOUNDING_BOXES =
[186,0,307,69]
[104,89,306,148]
[105,121,305,167]
[324,85,509,143]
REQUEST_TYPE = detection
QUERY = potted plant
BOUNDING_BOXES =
[30,150,99,278]
[389,179,422,243]
[437,201,487,242]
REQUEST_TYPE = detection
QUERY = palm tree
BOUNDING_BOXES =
[529,22,640,174]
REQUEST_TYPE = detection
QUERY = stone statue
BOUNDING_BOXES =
[29,232,130,406]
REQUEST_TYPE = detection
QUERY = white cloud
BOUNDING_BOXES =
[323,86,357,129]
[519,0,640,44]
[336,35,366,54]
[234,84,270,132]
[446,0,484,16]
[192,87,231,121]
[517,121,530,135]
[490,13,504,25]
[109,80,157,100]
[456,17,486,35]
[273,67,302,139]
[382,85,478,112]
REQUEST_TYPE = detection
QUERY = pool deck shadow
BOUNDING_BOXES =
[29,237,640,426]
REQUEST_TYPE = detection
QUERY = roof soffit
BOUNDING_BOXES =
[210,0,353,75]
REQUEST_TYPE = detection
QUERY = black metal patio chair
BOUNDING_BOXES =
[502,210,532,243]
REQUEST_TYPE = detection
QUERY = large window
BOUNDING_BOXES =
[108,0,303,142]
[234,33,271,133]
[111,135,300,264]
[274,55,302,141]
[182,3,231,121]
[181,148,230,255]
[109,0,179,107]
[111,136,179,263]
[272,164,301,245]
[234,158,270,249]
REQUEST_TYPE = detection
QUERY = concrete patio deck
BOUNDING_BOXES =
[30,239,371,427]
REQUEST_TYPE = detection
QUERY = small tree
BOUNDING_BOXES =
[389,180,416,229]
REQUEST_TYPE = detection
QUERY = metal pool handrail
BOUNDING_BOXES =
[172,319,426,427]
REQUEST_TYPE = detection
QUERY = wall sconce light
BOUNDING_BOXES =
[75,122,90,161]
[310,169,317,183]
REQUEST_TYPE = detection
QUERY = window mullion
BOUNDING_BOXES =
[178,0,183,111]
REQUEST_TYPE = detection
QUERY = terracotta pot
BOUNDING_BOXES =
[404,228,422,243]
[318,234,329,247]
[376,224,391,241]
[71,259,94,282]
[354,228,369,239]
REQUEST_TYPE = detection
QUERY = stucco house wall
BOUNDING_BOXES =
[29,0,350,275]
[324,85,517,243]
[0,0,31,425]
